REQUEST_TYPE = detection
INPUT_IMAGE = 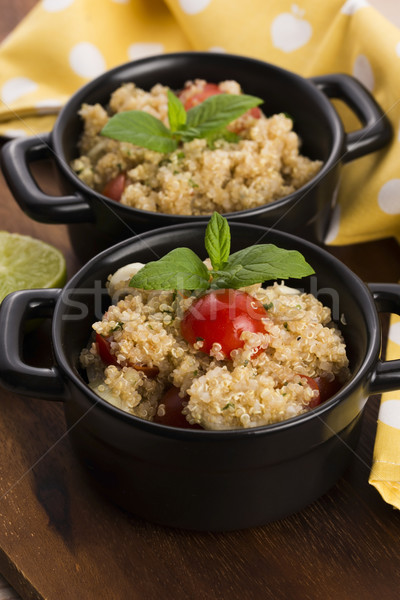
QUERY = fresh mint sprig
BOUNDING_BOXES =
[167,89,187,134]
[129,212,315,291]
[100,90,263,153]
[204,209,231,271]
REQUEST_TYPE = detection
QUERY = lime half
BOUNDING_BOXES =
[0,231,67,302]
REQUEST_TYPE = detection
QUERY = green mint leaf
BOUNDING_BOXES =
[125,214,313,291]
[216,245,315,288]
[129,248,210,290]
[174,127,202,142]
[100,90,263,152]
[203,128,240,148]
[101,111,177,153]
[211,128,240,144]
[205,212,230,271]
[167,90,187,133]
[186,94,263,135]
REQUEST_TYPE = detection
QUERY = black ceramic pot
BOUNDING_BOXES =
[0,52,392,260]
[0,223,399,531]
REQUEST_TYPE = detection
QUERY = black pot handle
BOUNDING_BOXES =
[310,73,392,163]
[0,133,94,224]
[368,283,400,394]
[0,288,68,401]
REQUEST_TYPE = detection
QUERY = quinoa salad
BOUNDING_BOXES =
[71,79,322,215]
[80,262,349,431]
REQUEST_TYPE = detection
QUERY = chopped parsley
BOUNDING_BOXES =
[222,402,235,410]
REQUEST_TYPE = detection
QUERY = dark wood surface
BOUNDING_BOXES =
[2,3,400,599]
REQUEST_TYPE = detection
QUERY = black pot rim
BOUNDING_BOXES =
[51,51,344,222]
[52,221,380,440]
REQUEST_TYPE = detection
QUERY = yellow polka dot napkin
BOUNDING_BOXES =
[0,0,190,135]
[1,0,400,510]
[165,0,400,248]
[369,316,400,508]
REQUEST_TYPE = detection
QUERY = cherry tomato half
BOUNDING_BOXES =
[96,333,159,377]
[180,83,223,111]
[248,106,262,119]
[154,386,201,429]
[133,364,160,378]
[180,289,268,358]
[300,375,321,408]
[300,374,342,408]
[314,375,342,404]
[96,332,120,367]
[102,172,126,202]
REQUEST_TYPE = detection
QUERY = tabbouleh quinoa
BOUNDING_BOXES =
[80,264,349,431]
[71,79,322,215]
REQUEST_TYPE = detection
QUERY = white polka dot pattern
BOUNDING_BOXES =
[1,77,38,104]
[271,7,312,52]
[2,129,28,138]
[69,42,106,79]
[353,54,375,91]
[341,0,369,15]
[388,320,400,345]
[127,43,164,61]
[34,99,63,113]
[378,180,400,215]
[42,0,75,11]
[208,46,226,53]
[379,400,400,430]
[178,0,212,15]
[324,204,341,244]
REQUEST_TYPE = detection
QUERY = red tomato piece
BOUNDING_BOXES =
[314,375,343,404]
[180,83,223,110]
[96,332,120,367]
[248,106,262,119]
[180,289,268,358]
[154,386,201,429]
[96,333,159,377]
[300,375,321,408]
[300,374,342,407]
[132,363,160,378]
[102,172,126,202]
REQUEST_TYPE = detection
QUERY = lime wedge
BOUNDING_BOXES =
[0,231,67,302]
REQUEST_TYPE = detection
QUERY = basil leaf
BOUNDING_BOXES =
[100,90,263,152]
[205,128,240,146]
[218,245,315,288]
[129,248,210,290]
[101,111,177,153]
[126,217,314,291]
[205,212,230,270]
[167,90,186,133]
[186,94,263,135]
[175,126,202,141]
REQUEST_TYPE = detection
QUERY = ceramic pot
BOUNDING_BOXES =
[0,52,392,259]
[1,223,399,531]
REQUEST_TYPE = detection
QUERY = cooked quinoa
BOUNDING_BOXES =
[80,266,349,430]
[71,79,322,215]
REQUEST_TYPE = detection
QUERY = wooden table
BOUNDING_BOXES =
[1,2,400,599]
